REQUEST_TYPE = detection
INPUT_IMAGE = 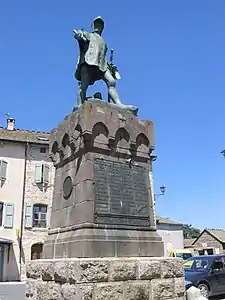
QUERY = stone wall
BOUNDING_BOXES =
[22,144,54,278]
[26,257,185,300]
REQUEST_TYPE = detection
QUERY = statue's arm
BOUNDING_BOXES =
[73,29,90,42]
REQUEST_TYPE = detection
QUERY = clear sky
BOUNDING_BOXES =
[1,1,225,229]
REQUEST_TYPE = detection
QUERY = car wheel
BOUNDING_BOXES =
[197,283,210,298]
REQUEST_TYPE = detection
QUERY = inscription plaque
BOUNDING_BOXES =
[93,158,150,226]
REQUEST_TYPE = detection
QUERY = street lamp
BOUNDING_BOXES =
[221,150,225,158]
[154,185,166,200]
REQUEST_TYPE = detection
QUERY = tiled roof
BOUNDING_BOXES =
[156,216,183,225]
[207,229,225,243]
[184,238,196,247]
[0,127,50,145]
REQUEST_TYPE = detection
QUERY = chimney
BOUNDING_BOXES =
[7,118,15,131]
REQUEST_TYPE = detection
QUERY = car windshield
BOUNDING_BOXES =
[176,253,193,260]
[184,257,211,271]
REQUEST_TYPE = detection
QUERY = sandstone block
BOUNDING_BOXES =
[26,280,37,299]
[161,259,184,278]
[124,281,149,300]
[151,278,175,300]
[26,262,42,279]
[137,259,161,280]
[94,281,149,300]
[41,261,54,281]
[93,282,124,300]
[78,260,109,283]
[54,261,71,283]
[109,261,137,281]
[174,277,186,297]
[61,283,93,300]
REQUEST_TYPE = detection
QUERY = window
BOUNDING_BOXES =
[33,204,47,228]
[0,203,3,226]
[40,148,46,153]
[0,160,7,181]
[4,203,14,228]
[31,243,43,260]
[35,164,49,184]
[211,259,225,272]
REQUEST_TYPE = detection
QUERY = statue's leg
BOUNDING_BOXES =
[103,69,122,105]
[77,65,89,107]
[103,69,139,115]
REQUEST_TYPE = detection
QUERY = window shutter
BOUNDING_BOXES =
[0,160,7,180]
[4,203,14,228]
[25,204,33,228]
[43,165,49,184]
[35,165,42,183]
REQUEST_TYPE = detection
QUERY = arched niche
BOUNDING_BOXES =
[61,133,72,157]
[73,124,83,148]
[136,133,149,154]
[51,141,60,163]
[92,122,109,145]
[52,141,59,154]
[115,128,130,150]
[62,133,70,148]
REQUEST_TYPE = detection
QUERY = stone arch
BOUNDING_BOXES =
[92,122,109,145]
[31,243,44,260]
[115,128,130,150]
[61,133,72,157]
[74,124,82,138]
[72,124,83,149]
[136,133,149,154]
[62,133,70,148]
[50,141,60,163]
[51,141,59,154]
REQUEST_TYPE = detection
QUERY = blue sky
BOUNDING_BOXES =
[1,1,225,229]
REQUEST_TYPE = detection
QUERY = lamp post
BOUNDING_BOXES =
[154,185,166,201]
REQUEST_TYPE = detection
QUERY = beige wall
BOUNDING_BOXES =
[0,142,25,280]
[0,141,54,281]
[157,226,184,256]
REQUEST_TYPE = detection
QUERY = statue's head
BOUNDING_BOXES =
[92,16,104,35]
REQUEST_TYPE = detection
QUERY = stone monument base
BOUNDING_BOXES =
[44,227,163,258]
[26,257,185,300]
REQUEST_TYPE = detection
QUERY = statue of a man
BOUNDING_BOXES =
[73,16,138,114]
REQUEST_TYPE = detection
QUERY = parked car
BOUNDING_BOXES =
[185,280,193,290]
[184,254,225,298]
[168,248,193,260]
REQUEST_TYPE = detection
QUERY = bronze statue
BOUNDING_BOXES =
[73,16,138,114]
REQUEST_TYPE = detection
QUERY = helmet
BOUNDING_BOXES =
[92,16,104,32]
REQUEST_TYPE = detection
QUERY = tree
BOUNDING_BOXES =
[183,224,201,239]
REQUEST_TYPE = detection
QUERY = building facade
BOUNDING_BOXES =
[0,118,53,281]
[156,216,184,256]
[184,229,225,255]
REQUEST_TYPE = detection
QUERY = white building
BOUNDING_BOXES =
[156,216,184,256]
[0,118,53,281]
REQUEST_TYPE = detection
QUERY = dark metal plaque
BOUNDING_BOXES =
[93,158,150,226]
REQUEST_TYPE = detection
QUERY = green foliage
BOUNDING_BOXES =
[183,224,201,239]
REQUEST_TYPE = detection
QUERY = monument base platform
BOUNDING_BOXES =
[26,257,185,300]
[43,226,164,258]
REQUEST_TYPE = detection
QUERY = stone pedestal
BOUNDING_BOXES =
[26,257,186,300]
[43,100,164,258]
